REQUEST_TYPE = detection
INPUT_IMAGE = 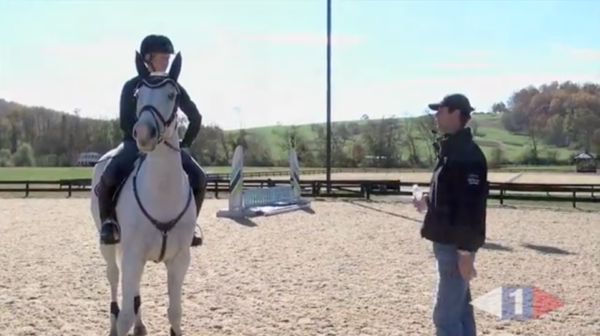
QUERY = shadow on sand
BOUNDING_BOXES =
[521,243,574,255]
[482,242,513,252]
[343,200,421,223]
[227,205,315,226]
[231,217,258,227]
[301,206,316,215]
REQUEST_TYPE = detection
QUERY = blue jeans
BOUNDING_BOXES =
[433,243,476,336]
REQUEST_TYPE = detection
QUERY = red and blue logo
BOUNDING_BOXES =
[471,285,563,320]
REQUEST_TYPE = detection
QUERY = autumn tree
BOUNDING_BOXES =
[414,112,438,166]
[312,123,351,167]
[402,117,421,167]
[360,116,402,168]
[494,81,600,162]
[243,132,273,166]
[274,125,315,166]
[491,102,508,114]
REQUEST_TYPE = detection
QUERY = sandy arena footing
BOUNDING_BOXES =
[0,199,598,336]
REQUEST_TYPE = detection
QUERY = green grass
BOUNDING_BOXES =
[0,167,93,181]
[238,113,577,162]
[0,166,299,181]
[466,114,573,160]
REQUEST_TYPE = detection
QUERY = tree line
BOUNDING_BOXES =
[0,80,598,168]
[0,100,437,168]
[493,81,600,164]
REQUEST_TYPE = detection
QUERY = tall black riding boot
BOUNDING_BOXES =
[190,185,206,247]
[98,179,120,245]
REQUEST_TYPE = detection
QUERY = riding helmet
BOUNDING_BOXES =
[139,34,175,56]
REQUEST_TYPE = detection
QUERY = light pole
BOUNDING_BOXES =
[233,106,243,129]
[325,0,332,193]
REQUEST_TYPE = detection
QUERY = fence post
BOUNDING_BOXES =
[499,188,504,205]
[214,181,219,199]
[592,186,595,198]
[572,190,576,208]
[67,182,73,198]
[363,183,372,200]
[25,182,30,198]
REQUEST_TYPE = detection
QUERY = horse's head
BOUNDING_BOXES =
[132,51,183,153]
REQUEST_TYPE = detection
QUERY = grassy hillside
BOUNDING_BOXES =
[239,113,575,162]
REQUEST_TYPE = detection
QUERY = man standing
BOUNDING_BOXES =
[413,94,488,336]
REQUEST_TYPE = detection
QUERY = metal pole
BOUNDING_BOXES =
[234,106,242,129]
[326,0,332,193]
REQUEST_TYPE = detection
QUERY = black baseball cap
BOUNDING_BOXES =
[428,93,475,115]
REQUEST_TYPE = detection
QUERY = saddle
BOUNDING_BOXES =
[97,154,194,221]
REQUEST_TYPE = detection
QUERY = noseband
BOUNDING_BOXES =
[135,76,181,150]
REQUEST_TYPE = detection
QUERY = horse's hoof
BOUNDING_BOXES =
[108,328,117,336]
[133,325,148,336]
[170,328,177,336]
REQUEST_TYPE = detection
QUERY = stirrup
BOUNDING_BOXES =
[191,235,202,247]
[191,224,203,247]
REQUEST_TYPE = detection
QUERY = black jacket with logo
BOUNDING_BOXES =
[421,128,488,252]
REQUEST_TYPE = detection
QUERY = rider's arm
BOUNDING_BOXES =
[178,85,202,147]
[119,79,138,137]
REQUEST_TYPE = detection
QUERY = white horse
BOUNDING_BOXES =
[90,52,197,336]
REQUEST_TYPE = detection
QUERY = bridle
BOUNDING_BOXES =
[132,75,194,262]
[134,76,181,152]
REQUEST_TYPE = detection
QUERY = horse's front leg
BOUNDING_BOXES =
[117,251,146,336]
[133,296,147,336]
[100,244,120,336]
[165,247,191,336]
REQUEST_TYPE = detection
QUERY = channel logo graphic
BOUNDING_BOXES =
[471,285,563,320]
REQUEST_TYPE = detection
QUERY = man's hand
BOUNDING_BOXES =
[458,252,477,280]
[412,195,428,213]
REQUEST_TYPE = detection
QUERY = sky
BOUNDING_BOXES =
[0,0,599,130]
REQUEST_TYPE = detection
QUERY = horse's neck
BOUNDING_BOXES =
[139,137,186,197]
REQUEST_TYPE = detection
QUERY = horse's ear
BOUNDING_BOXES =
[135,51,150,77]
[169,52,182,81]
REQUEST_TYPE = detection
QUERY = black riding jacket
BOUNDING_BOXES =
[421,128,488,252]
[119,76,202,147]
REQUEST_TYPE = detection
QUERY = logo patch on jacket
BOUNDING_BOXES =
[467,174,480,185]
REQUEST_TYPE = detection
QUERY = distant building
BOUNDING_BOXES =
[76,152,101,167]
[574,152,597,173]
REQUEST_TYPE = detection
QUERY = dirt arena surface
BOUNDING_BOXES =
[511,172,600,184]
[1,199,598,336]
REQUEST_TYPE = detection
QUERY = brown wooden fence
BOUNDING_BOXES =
[1,177,599,208]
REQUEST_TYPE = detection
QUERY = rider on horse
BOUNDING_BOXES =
[97,34,206,247]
